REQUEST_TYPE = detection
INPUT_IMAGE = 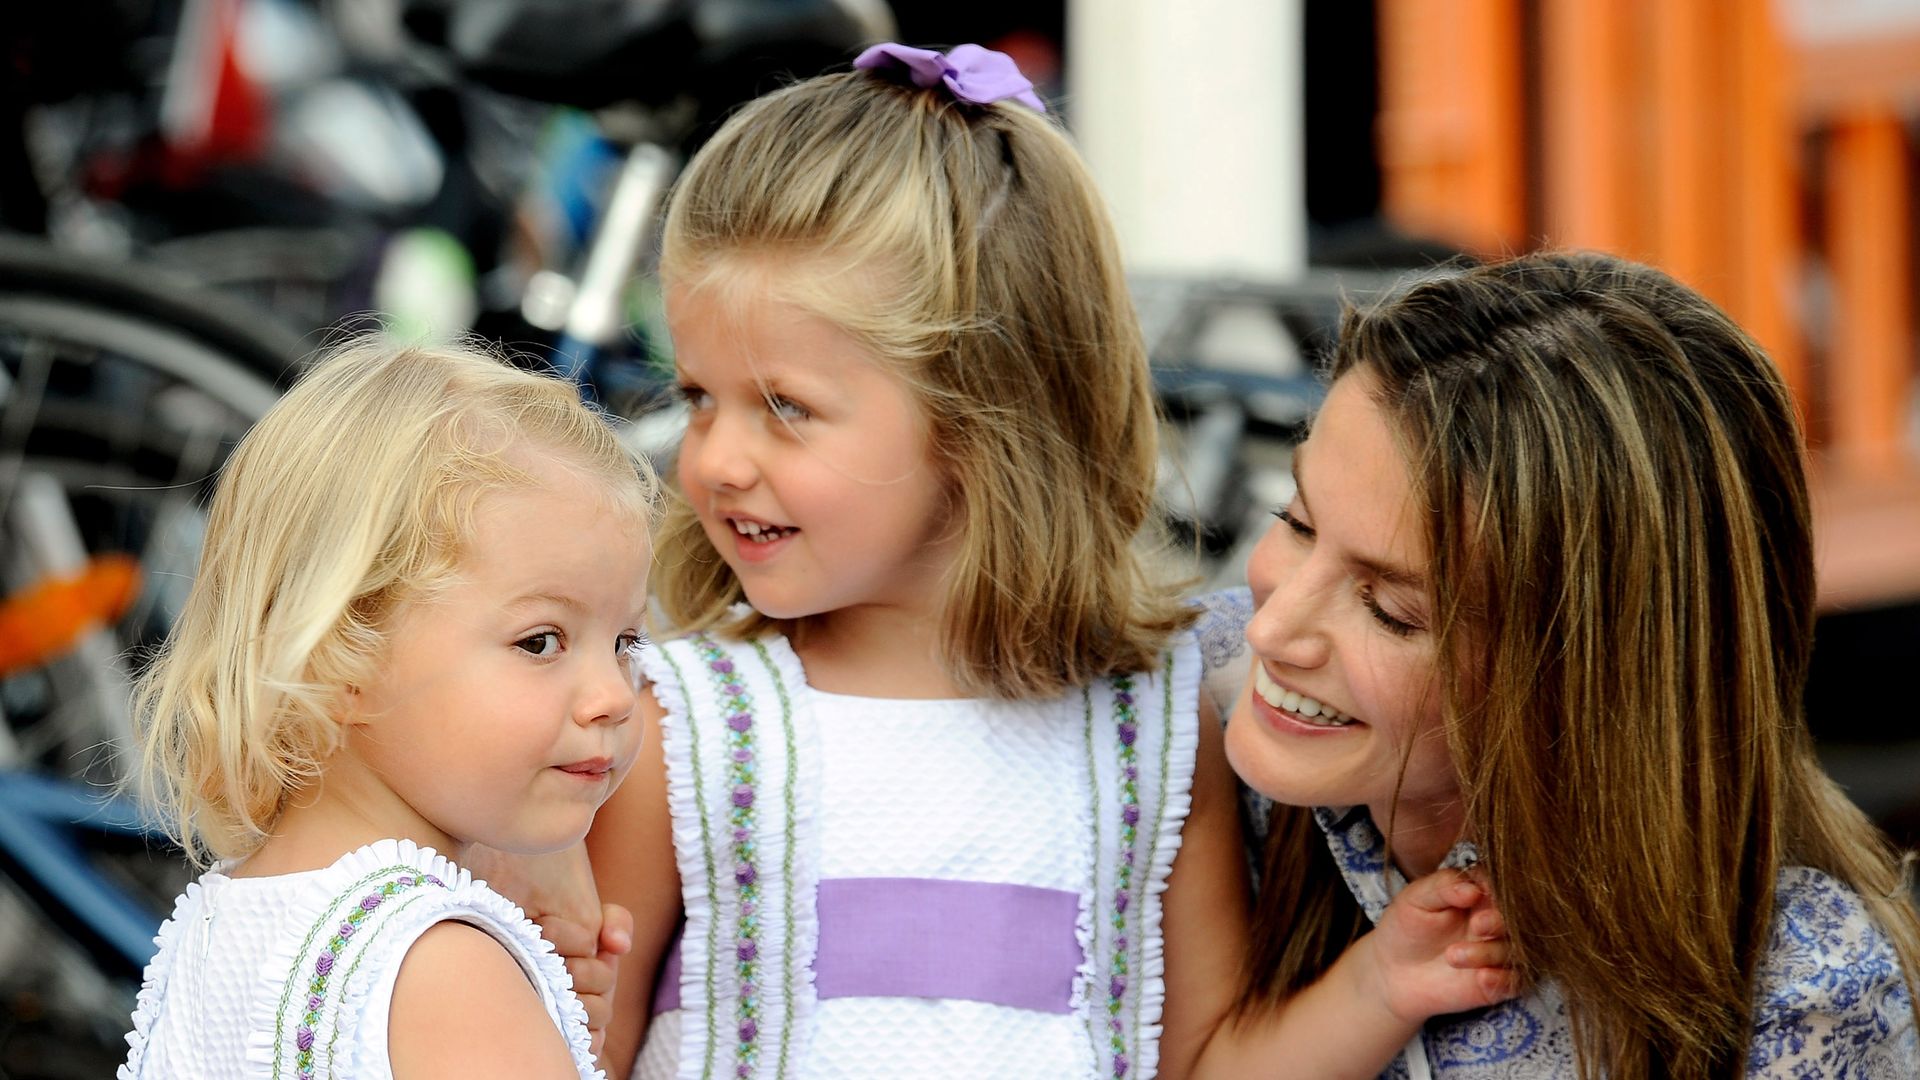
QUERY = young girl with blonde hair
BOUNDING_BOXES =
[119,339,656,1079]
[567,43,1516,1079]
[1222,251,1920,1078]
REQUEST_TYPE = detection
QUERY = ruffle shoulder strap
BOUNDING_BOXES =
[242,838,602,1080]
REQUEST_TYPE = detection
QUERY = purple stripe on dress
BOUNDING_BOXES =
[651,877,1084,1016]
[652,921,685,1013]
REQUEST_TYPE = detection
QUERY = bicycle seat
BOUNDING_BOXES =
[402,0,891,113]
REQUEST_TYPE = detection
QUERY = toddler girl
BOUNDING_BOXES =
[119,338,656,1079]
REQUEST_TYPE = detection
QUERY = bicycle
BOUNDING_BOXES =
[0,232,310,1076]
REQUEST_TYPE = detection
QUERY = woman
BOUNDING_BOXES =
[1220,251,1920,1078]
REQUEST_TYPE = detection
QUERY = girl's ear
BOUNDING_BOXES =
[338,682,377,729]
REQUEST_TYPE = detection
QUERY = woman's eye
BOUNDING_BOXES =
[515,631,562,657]
[1359,588,1421,638]
[1274,505,1315,540]
[767,395,811,422]
[676,384,713,410]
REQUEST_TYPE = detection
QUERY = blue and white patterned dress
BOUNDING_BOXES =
[1317,807,1919,1079]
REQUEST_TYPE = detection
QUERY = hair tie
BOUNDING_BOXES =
[853,42,1047,112]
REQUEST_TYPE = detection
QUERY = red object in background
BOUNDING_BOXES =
[162,0,270,168]
[0,555,143,677]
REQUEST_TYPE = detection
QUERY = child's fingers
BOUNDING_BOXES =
[1445,940,1512,970]
[1475,965,1522,1005]
[537,912,600,960]
[1400,868,1483,914]
[599,901,635,956]
[565,953,618,1035]
[1468,905,1506,941]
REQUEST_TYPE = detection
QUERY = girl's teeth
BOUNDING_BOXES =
[732,519,795,542]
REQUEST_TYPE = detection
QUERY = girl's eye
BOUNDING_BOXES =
[1359,587,1422,638]
[676,384,713,410]
[1274,505,1315,540]
[617,631,651,691]
[766,395,811,422]
[515,631,562,657]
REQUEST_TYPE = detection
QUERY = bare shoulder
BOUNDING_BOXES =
[388,921,576,1080]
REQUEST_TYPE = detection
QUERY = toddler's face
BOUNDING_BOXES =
[1224,370,1462,847]
[350,453,651,856]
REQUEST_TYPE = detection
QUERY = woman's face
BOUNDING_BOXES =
[1224,368,1464,846]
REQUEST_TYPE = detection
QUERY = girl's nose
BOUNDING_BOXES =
[682,420,757,493]
[577,650,638,729]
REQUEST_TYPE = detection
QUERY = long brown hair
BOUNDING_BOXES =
[1241,251,1920,1078]
[652,70,1194,697]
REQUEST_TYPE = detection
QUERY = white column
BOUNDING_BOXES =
[1067,0,1307,281]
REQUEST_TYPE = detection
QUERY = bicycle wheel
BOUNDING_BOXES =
[0,236,306,780]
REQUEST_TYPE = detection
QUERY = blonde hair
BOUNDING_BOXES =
[1241,251,1920,1078]
[130,337,657,866]
[653,69,1193,698]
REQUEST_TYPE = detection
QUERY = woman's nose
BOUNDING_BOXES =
[1245,527,1335,671]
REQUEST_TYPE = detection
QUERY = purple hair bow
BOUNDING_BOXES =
[853,42,1047,112]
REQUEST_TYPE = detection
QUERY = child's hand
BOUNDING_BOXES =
[463,844,629,1057]
[1366,867,1517,1026]
[557,902,635,1060]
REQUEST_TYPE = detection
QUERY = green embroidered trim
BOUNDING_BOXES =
[325,891,436,1068]
[1108,674,1140,1078]
[1081,685,1102,1058]
[273,865,444,1080]
[272,865,419,1079]
[1131,649,1178,1065]
[656,644,721,1079]
[749,640,800,1079]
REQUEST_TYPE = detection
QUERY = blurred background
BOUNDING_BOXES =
[2,1,1918,1075]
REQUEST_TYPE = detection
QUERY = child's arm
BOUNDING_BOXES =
[1191,868,1515,1079]
[1156,699,1257,1078]
[461,846,632,1059]
[584,687,683,1075]
[388,921,579,1079]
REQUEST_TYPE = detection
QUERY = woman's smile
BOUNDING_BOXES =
[1250,663,1360,730]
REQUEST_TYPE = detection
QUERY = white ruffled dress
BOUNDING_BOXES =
[119,838,601,1079]
[635,630,1200,1080]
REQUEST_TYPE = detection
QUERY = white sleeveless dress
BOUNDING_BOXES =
[120,838,601,1079]
[636,630,1200,1080]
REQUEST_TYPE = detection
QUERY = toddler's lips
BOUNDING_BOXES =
[555,757,614,779]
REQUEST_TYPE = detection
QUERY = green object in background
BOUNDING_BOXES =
[372,227,478,344]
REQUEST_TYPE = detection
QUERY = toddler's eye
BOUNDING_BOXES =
[767,395,811,422]
[515,631,561,657]
[617,632,652,693]
[676,384,713,410]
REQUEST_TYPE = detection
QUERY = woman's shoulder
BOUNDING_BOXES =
[1747,865,1917,1076]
